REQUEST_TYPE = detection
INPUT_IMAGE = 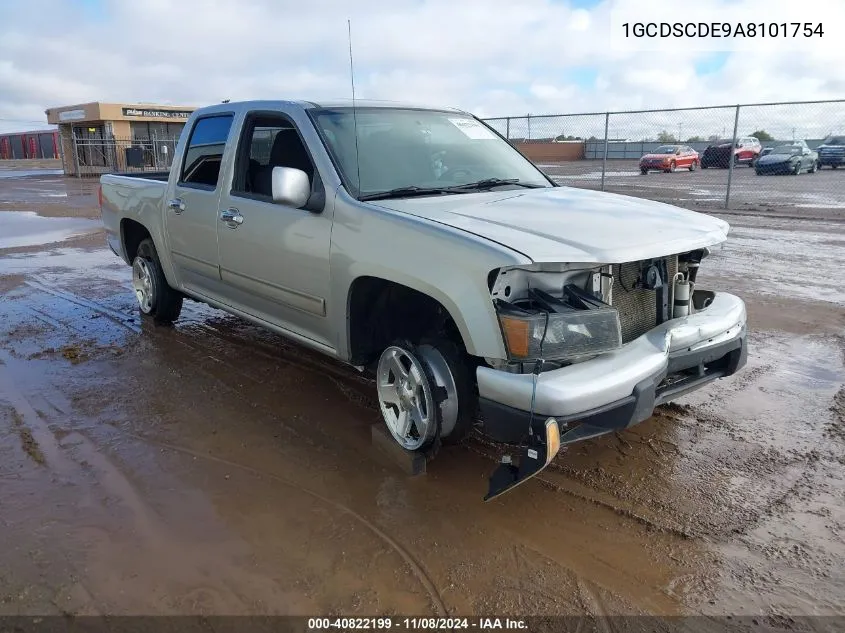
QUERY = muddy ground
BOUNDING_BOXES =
[0,170,843,626]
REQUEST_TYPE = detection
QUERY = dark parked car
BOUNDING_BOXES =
[701,137,761,168]
[639,145,699,174]
[755,144,819,175]
[760,139,810,158]
[817,135,845,169]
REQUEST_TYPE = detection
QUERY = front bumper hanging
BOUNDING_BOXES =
[480,291,747,499]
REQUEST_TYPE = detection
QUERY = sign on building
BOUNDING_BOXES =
[122,108,192,119]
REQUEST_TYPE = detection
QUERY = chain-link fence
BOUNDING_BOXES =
[67,134,179,177]
[483,99,845,212]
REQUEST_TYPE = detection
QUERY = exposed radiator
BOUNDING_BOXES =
[611,256,678,343]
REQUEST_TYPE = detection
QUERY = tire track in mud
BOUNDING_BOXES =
[106,428,449,617]
[465,438,698,541]
[20,279,373,458]
[9,286,448,613]
[0,351,447,616]
[24,277,141,333]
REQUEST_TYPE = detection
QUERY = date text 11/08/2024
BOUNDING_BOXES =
[307,617,528,630]
[621,22,824,38]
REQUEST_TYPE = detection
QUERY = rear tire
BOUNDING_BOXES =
[640,168,648,175]
[689,160,697,172]
[132,238,183,324]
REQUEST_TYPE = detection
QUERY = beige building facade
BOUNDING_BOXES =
[46,102,196,176]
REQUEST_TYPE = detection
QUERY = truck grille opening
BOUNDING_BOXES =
[611,256,678,343]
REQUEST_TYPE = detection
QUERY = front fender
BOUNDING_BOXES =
[330,193,529,360]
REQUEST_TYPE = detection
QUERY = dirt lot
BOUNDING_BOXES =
[0,169,843,625]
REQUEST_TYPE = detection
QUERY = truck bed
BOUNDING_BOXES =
[105,171,170,181]
[100,172,169,265]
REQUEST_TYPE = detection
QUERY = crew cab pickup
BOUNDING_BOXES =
[100,100,747,499]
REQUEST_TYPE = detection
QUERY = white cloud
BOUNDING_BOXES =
[0,0,842,139]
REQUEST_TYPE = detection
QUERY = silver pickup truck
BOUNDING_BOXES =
[100,99,747,499]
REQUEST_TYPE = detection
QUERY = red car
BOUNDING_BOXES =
[639,145,700,174]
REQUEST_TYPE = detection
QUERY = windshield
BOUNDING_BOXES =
[652,145,678,154]
[823,136,845,145]
[309,107,552,197]
[771,145,801,155]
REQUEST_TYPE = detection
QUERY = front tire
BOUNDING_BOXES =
[689,160,697,172]
[375,338,474,453]
[667,160,676,173]
[132,238,183,324]
[792,161,801,175]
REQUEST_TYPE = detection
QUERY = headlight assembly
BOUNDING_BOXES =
[496,301,622,362]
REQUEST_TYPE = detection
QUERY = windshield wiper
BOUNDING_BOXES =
[359,186,468,201]
[447,178,545,191]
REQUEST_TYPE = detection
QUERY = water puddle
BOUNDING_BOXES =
[0,169,64,179]
[0,212,99,249]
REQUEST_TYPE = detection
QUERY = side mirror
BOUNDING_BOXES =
[271,166,310,208]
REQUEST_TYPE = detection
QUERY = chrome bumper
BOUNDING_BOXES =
[477,291,746,436]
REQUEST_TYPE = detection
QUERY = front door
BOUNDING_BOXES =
[166,113,235,296]
[216,111,334,349]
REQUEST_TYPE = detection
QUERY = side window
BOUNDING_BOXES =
[179,115,234,188]
[232,114,315,200]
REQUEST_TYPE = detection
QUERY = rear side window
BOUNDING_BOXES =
[180,115,234,188]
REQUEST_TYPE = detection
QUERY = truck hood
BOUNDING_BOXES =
[371,186,730,263]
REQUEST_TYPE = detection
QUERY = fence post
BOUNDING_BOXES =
[725,104,740,209]
[505,117,510,140]
[71,132,80,178]
[57,130,66,174]
[600,112,610,191]
[527,113,531,140]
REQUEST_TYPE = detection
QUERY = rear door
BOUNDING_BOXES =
[215,109,334,349]
[165,113,235,296]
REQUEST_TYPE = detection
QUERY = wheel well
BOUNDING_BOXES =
[347,277,465,366]
[121,219,151,262]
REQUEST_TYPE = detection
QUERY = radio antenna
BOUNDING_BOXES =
[348,19,361,196]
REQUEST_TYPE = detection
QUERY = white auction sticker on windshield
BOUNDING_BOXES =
[448,118,496,140]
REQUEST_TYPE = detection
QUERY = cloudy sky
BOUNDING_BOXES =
[1,0,842,137]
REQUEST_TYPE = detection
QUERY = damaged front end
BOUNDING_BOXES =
[482,247,730,501]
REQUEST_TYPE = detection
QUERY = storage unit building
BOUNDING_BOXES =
[0,129,59,160]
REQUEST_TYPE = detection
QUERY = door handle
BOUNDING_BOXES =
[167,198,185,214]
[220,208,244,228]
